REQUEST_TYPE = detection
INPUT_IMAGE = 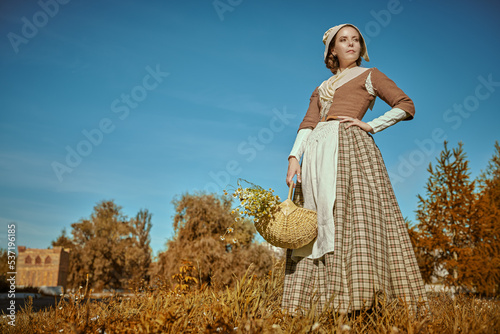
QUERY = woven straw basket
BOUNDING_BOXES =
[254,183,317,249]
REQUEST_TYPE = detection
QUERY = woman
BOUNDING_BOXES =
[282,23,428,314]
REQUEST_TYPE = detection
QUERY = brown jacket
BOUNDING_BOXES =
[298,68,415,131]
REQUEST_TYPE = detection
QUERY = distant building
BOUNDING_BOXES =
[260,241,285,258]
[16,246,70,291]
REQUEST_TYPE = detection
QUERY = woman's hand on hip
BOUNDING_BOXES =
[337,116,373,133]
[286,156,301,186]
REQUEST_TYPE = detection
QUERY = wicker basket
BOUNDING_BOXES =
[255,183,317,249]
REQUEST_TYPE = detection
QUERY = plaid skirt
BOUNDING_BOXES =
[282,122,428,314]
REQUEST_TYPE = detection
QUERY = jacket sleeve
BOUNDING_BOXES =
[298,87,321,131]
[371,68,415,120]
[366,108,410,133]
[289,128,312,160]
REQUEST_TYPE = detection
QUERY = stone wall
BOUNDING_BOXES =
[16,246,70,291]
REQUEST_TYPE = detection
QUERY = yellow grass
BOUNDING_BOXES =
[1,263,499,333]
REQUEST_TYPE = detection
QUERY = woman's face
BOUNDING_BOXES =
[331,26,361,67]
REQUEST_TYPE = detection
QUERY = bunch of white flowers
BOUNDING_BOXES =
[221,180,281,241]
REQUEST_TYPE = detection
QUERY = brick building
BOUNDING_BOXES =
[16,246,70,291]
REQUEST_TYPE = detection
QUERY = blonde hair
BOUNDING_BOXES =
[324,24,366,74]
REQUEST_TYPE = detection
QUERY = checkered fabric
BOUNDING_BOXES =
[282,123,428,314]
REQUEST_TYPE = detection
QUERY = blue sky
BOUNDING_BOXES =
[1,0,499,257]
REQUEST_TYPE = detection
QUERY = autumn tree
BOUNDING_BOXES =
[52,201,153,291]
[406,218,434,283]
[51,228,74,249]
[155,193,276,288]
[415,141,477,290]
[126,209,153,285]
[471,141,500,296]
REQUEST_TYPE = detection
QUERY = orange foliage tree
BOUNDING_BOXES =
[414,141,477,290]
[472,142,500,296]
[413,141,500,296]
[52,201,153,291]
[155,193,276,288]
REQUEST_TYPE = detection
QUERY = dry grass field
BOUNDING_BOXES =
[1,262,499,333]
